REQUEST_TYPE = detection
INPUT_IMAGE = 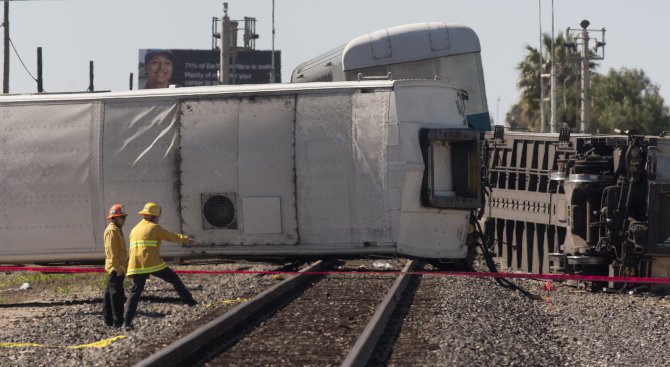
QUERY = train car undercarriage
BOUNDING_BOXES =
[481,127,670,284]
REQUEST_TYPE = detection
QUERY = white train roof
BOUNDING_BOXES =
[342,22,481,70]
[291,22,481,82]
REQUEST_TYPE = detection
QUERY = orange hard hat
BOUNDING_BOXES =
[107,203,128,220]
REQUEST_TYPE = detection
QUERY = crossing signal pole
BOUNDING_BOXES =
[566,20,606,133]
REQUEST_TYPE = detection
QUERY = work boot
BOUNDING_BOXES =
[123,323,134,331]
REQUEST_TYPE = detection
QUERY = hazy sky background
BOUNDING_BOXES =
[5,0,667,123]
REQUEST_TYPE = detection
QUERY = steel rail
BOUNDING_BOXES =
[340,260,419,367]
[133,260,326,367]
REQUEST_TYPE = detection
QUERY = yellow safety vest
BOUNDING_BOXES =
[127,219,189,276]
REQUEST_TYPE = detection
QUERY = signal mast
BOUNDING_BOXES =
[566,20,606,133]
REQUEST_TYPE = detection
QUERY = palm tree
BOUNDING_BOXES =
[508,33,594,131]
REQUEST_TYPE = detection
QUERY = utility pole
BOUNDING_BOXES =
[550,0,557,133]
[579,24,590,134]
[538,0,545,133]
[36,47,42,92]
[220,2,230,85]
[270,0,275,83]
[496,97,500,125]
[3,0,9,94]
[88,61,94,92]
[214,2,260,85]
[566,20,606,133]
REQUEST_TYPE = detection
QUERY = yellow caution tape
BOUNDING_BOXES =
[1,335,125,349]
[0,342,44,348]
[205,297,248,308]
[67,336,126,349]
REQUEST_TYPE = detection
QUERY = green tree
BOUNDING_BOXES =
[590,68,670,135]
[508,33,591,131]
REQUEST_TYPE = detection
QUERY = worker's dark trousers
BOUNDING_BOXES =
[123,267,195,325]
[103,271,125,327]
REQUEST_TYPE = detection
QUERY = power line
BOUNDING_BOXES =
[9,37,37,82]
[0,22,39,86]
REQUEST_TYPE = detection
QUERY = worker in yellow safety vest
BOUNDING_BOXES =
[122,202,198,331]
[103,203,128,328]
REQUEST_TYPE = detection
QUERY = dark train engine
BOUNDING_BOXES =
[482,128,670,285]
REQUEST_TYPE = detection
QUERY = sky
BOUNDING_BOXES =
[4,0,668,123]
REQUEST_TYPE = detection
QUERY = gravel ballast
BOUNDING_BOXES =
[384,267,670,367]
[2,259,670,367]
[0,262,282,367]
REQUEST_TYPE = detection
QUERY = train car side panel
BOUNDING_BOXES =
[349,89,392,244]
[179,95,299,246]
[101,100,181,245]
[237,95,298,243]
[1,102,98,256]
[295,92,357,246]
[179,98,241,244]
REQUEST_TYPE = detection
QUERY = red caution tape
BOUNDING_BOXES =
[0,266,106,274]
[1,265,669,284]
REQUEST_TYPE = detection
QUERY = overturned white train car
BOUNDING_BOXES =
[0,80,480,264]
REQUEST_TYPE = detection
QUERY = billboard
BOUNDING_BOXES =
[138,49,281,89]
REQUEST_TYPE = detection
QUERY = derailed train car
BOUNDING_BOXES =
[291,22,491,132]
[0,80,480,264]
[482,128,670,279]
[288,21,670,282]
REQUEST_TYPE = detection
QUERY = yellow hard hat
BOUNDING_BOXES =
[138,202,161,217]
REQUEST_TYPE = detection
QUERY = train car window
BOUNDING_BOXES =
[419,128,481,209]
[438,54,485,113]
[312,73,333,82]
[345,65,388,80]
[388,60,438,80]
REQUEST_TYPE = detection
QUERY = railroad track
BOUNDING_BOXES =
[132,259,420,367]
